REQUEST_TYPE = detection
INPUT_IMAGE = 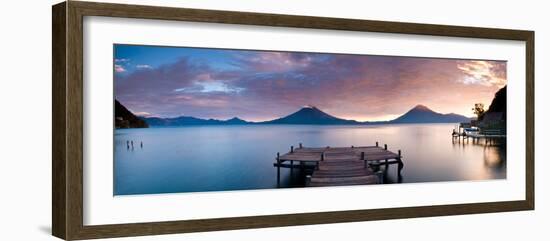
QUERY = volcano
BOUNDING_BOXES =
[262,105,358,125]
[390,104,470,123]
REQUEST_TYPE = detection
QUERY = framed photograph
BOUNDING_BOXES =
[52,1,534,240]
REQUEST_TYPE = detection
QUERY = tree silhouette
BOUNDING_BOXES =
[472,103,485,121]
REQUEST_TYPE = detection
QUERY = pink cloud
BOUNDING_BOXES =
[114,64,126,73]
[233,52,314,72]
[133,111,152,117]
[456,60,507,87]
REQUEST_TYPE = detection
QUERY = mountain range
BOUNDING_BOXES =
[135,104,471,127]
[144,116,249,126]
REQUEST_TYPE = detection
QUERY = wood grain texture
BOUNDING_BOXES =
[51,1,535,240]
[52,2,67,240]
[66,2,85,240]
[74,201,532,240]
[70,1,533,40]
[525,32,535,210]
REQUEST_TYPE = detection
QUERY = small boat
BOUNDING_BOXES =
[463,127,479,133]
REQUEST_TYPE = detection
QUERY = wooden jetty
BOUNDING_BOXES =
[274,142,404,187]
[452,122,506,145]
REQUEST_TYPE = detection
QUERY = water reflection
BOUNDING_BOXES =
[114,124,506,195]
[451,137,506,180]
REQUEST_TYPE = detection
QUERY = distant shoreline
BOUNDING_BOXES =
[115,122,463,129]
[139,105,472,127]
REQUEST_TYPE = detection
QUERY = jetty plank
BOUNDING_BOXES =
[312,169,374,178]
[308,175,379,187]
[279,153,322,162]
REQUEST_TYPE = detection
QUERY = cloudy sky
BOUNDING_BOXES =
[114,44,506,122]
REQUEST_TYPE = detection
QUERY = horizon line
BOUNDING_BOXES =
[131,104,475,123]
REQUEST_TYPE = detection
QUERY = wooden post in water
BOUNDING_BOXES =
[376,141,379,147]
[299,143,303,149]
[383,144,389,171]
[276,152,280,186]
[397,149,404,176]
[291,145,294,153]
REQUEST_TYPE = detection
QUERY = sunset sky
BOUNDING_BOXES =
[114,44,506,122]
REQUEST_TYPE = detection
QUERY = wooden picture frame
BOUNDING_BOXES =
[52,1,534,240]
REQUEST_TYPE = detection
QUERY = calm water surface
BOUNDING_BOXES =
[114,124,506,195]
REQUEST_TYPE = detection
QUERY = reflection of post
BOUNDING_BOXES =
[397,150,404,183]
[276,152,280,187]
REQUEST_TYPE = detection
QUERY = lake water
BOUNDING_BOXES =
[114,124,506,195]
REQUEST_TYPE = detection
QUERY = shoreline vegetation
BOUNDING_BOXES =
[114,86,506,129]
